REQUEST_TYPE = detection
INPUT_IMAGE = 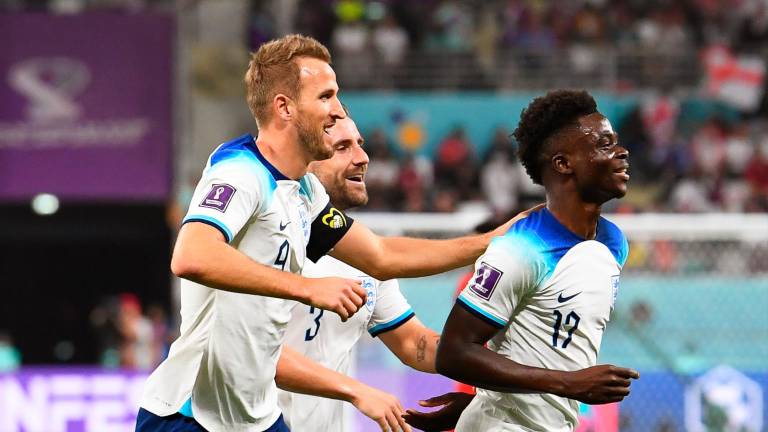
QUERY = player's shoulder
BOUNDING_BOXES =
[208,133,261,167]
[205,133,281,188]
[490,207,550,255]
[596,215,629,266]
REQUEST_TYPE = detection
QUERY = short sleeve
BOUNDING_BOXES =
[619,235,629,268]
[367,279,414,337]
[302,174,331,220]
[182,160,267,243]
[457,238,539,329]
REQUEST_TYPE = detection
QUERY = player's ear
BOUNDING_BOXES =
[552,152,572,175]
[274,93,293,121]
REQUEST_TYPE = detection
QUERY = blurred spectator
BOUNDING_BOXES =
[364,129,401,210]
[472,5,500,75]
[372,13,409,87]
[331,15,372,88]
[372,13,408,68]
[332,18,369,52]
[514,9,557,51]
[735,0,768,51]
[570,3,607,45]
[432,187,459,212]
[480,128,518,214]
[481,155,518,214]
[90,296,122,367]
[669,170,718,212]
[0,331,21,372]
[425,0,473,52]
[636,6,692,52]
[92,294,170,370]
[147,303,171,363]
[398,152,431,212]
[744,135,768,211]
[118,293,154,370]
[434,126,477,200]
[691,117,728,178]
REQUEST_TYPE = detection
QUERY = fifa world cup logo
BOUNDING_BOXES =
[8,57,90,123]
[213,187,225,201]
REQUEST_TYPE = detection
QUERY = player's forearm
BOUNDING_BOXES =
[435,341,568,396]
[171,228,310,302]
[373,234,493,280]
[275,346,359,402]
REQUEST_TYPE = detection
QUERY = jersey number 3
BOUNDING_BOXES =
[305,306,324,341]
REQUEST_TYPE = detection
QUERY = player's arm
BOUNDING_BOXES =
[329,206,540,281]
[378,318,440,373]
[435,304,639,404]
[171,222,366,320]
[275,346,411,432]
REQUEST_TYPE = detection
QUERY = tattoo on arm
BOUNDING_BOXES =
[416,335,427,362]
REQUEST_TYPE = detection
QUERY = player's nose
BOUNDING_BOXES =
[329,97,346,120]
[615,144,629,160]
[352,144,369,166]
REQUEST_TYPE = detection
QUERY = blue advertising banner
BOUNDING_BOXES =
[0,368,149,432]
[0,13,173,201]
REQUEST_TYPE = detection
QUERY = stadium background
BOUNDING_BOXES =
[1,0,767,431]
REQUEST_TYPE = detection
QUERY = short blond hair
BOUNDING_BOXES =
[245,34,331,127]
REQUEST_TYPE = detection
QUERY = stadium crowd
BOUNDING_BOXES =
[352,112,768,215]
[5,0,767,215]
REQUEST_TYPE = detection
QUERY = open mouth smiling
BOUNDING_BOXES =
[614,165,630,180]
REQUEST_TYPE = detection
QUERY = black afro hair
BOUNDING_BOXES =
[513,89,597,185]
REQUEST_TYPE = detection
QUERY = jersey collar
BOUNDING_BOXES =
[248,134,290,181]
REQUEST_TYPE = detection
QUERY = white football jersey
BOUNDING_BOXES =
[278,256,414,432]
[140,134,341,431]
[455,207,628,432]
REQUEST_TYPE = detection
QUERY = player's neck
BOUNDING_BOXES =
[254,128,311,180]
[545,190,601,240]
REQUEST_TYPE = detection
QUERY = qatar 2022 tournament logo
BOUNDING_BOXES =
[685,365,764,432]
[1,56,149,149]
[9,57,90,123]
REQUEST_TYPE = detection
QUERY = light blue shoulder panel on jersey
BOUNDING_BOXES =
[494,207,629,282]
[298,175,313,200]
[594,215,629,267]
[184,134,288,242]
[208,132,287,193]
[459,208,628,329]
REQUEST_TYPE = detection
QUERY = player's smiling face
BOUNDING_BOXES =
[294,57,345,161]
[569,113,629,203]
[309,117,369,210]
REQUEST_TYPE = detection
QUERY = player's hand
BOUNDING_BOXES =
[304,277,366,322]
[351,384,412,432]
[490,203,546,237]
[564,364,640,404]
[403,392,475,431]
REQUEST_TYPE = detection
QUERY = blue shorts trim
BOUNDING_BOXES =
[135,408,289,432]
[136,408,207,432]
[265,414,290,432]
